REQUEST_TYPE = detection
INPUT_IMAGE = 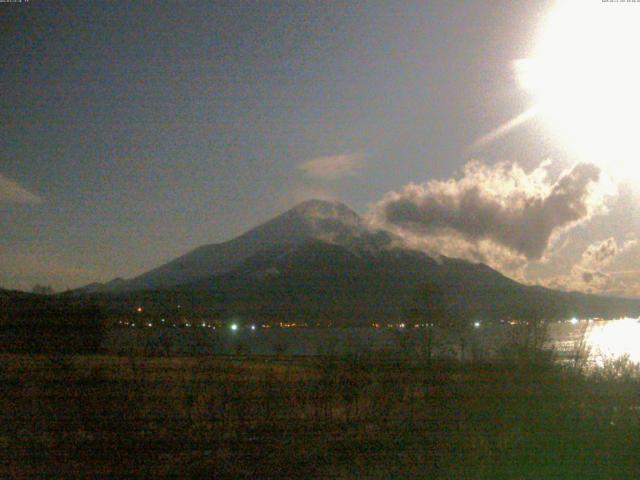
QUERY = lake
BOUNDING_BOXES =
[104,317,640,365]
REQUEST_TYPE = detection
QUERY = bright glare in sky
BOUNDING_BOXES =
[517,0,640,178]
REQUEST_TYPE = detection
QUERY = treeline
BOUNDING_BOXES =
[0,290,105,354]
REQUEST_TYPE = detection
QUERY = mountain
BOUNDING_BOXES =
[88,199,390,293]
[74,277,126,294]
[170,240,639,323]
[78,199,640,323]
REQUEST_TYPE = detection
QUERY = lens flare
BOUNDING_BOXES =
[517,0,640,179]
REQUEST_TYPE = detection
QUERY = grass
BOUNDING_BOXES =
[1,352,639,478]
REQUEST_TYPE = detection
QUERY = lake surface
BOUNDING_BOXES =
[105,317,640,364]
[561,318,640,365]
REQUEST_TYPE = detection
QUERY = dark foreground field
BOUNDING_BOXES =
[1,351,640,479]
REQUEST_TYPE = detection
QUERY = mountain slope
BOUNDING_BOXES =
[78,199,640,323]
[178,240,438,321]
[98,199,387,292]
[158,239,640,323]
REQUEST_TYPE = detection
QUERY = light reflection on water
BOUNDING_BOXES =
[548,318,640,366]
[584,318,640,365]
[108,317,640,361]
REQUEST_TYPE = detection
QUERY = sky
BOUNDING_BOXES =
[2,0,640,297]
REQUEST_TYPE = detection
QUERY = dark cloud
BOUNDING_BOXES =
[373,161,603,261]
[583,237,618,265]
[542,237,640,296]
[582,272,593,283]
[581,271,608,285]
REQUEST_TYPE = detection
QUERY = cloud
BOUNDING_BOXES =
[369,160,609,273]
[579,237,631,271]
[542,237,640,296]
[298,153,367,180]
[0,173,41,204]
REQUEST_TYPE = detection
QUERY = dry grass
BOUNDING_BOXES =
[1,352,640,478]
